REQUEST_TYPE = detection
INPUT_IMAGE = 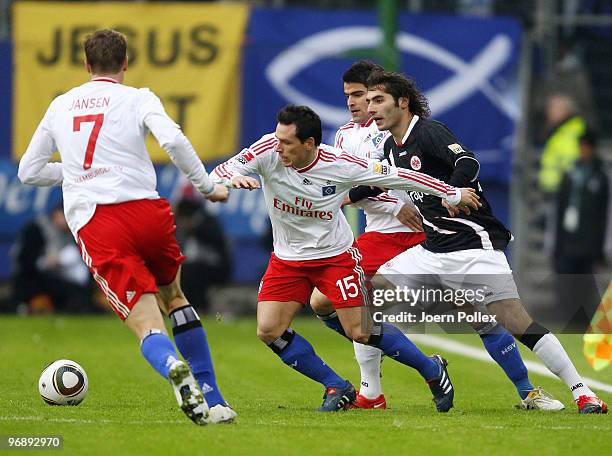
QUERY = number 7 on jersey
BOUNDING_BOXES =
[73,114,104,170]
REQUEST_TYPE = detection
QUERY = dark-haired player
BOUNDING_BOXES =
[310,61,425,409]
[312,61,562,411]
[212,105,480,413]
[364,71,606,413]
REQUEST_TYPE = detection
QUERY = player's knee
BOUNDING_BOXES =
[125,298,167,340]
[310,293,332,315]
[350,331,371,345]
[487,298,532,336]
[166,295,189,313]
[343,325,370,344]
[158,278,187,312]
[256,324,285,344]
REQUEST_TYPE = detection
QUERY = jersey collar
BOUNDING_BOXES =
[295,149,321,173]
[90,77,119,84]
[360,117,375,128]
[395,115,420,147]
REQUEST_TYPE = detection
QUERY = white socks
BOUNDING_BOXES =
[533,333,595,400]
[354,342,383,399]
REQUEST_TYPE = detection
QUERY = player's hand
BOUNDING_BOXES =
[454,188,481,215]
[442,199,460,217]
[205,184,230,202]
[231,176,260,190]
[395,203,423,231]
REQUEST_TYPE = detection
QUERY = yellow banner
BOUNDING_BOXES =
[13,2,249,162]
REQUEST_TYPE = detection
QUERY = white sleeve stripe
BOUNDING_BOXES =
[340,152,368,166]
[215,163,232,180]
[397,169,450,192]
[251,135,276,150]
[334,130,343,148]
[253,137,277,153]
[453,155,478,164]
[319,150,338,160]
[372,195,398,202]
[397,169,452,195]
[440,217,493,249]
[256,145,277,156]
[338,153,369,168]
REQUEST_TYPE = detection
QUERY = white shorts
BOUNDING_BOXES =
[377,245,520,307]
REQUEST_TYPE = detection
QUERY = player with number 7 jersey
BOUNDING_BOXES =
[18,29,237,425]
[210,105,480,413]
[18,77,216,236]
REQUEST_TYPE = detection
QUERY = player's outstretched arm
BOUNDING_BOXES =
[211,133,275,190]
[139,90,221,200]
[343,154,472,208]
[211,163,261,190]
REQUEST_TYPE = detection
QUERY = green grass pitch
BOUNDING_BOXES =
[0,315,610,455]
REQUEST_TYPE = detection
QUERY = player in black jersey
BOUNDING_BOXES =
[329,63,561,411]
[363,71,607,414]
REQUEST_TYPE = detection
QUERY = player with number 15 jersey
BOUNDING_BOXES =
[212,135,460,264]
[210,105,480,413]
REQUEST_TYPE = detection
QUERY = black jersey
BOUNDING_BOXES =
[382,117,511,253]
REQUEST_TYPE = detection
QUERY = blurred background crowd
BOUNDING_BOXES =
[0,0,610,331]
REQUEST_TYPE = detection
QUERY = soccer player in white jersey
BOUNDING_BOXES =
[17,29,244,424]
[211,105,480,412]
[365,70,607,413]
[310,61,425,409]
[312,61,565,411]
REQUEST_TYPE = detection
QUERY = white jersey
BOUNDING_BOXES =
[211,134,461,261]
[335,119,412,234]
[18,77,214,236]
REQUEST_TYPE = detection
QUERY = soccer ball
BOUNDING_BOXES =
[39,359,88,406]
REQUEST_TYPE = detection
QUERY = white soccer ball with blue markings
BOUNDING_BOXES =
[39,360,88,406]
